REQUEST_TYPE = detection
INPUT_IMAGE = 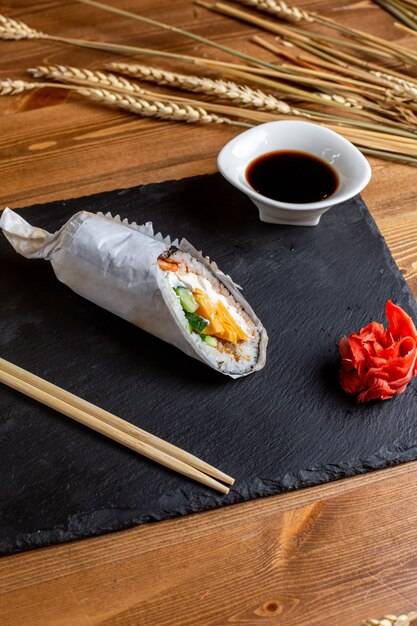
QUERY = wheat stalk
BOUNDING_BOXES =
[209,63,417,129]
[73,0,287,75]
[396,0,417,11]
[1,9,411,122]
[80,0,416,70]
[0,74,408,142]
[271,45,417,98]
[253,32,417,107]
[202,0,417,66]
[195,0,417,123]
[292,50,416,89]
[72,0,417,71]
[0,12,278,79]
[0,12,261,75]
[230,0,417,63]
[198,0,391,59]
[373,0,417,31]
[254,37,417,111]
[250,28,417,119]
[253,37,417,119]
[0,11,381,98]
[252,36,388,91]
[3,5,417,161]
[3,8,415,116]
[0,13,234,71]
[395,19,417,35]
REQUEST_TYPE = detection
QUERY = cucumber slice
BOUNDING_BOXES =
[185,312,209,333]
[201,335,217,348]
[174,286,198,313]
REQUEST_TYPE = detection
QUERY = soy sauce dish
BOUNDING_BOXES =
[217,121,372,226]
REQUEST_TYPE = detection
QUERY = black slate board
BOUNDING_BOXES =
[1,172,417,556]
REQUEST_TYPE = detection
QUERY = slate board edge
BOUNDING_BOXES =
[3,440,417,556]
[2,178,417,556]
[12,174,210,232]
[354,194,417,315]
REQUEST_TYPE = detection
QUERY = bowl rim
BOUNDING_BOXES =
[217,120,372,211]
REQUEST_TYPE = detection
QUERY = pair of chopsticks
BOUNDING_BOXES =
[0,358,234,494]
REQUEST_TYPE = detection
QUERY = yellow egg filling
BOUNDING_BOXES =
[192,288,248,344]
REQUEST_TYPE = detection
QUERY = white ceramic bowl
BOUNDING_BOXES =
[217,120,372,226]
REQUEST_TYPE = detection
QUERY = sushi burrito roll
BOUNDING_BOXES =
[0,209,268,378]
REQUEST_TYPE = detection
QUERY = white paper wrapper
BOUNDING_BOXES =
[0,208,267,377]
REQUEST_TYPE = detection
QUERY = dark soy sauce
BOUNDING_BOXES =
[246,150,339,203]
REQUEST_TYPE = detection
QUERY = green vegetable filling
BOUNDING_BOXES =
[185,312,209,333]
[174,286,198,313]
[174,285,216,342]
[201,335,217,347]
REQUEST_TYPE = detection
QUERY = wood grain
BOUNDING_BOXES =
[1,1,417,624]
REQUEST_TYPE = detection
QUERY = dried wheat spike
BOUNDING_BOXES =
[29,65,146,96]
[107,62,300,115]
[371,71,417,99]
[232,0,313,22]
[0,15,45,40]
[0,79,39,95]
[362,611,417,626]
[0,77,239,127]
[75,86,233,125]
[317,92,363,109]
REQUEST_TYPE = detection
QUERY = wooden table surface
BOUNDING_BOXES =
[1,1,417,625]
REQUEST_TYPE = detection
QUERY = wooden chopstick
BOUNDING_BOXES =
[0,357,234,486]
[0,360,233,494]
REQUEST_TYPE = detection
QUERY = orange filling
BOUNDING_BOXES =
[192,288,248,344]
[158,258,178,272]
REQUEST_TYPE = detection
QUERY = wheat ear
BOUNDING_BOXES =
[28,65,146,96]
[2,80,417,163]
[108,61,368,117]
[362,611,417,626]
[200,0,417,67]
[108,61,366,120]
[0,14,46,40]
[0,79,42,95]
[75,87,237,124]
[227,0,313,21]
[27,57,408,127]
[52,71,417,153]
[25,65,280,123]
[19,69,416,143]
[370,71,417,98]
[0,78,244,127]
[107,62,303,115]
